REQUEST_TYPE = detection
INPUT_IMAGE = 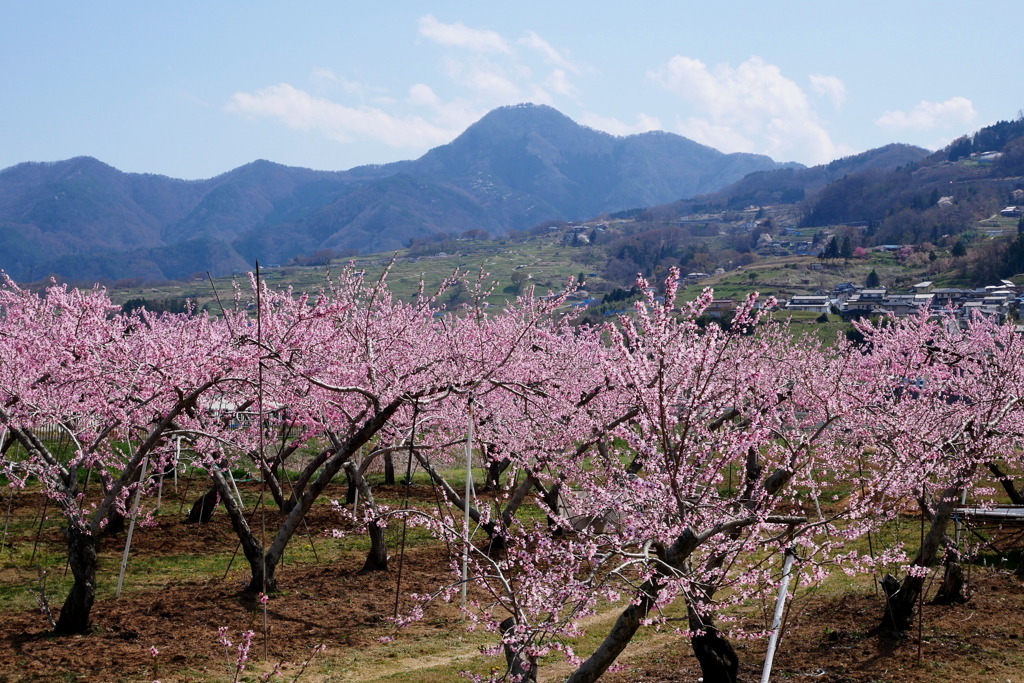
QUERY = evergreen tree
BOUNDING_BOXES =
[824,236,840,260]
[952,241,967,257]
[865,269,880,288]
[840,236,853,261]
[1003,233,1024,276]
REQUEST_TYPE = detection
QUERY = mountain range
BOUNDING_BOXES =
[0,104,800,282]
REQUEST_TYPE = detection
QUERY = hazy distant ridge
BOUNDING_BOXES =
[0,104,798,282]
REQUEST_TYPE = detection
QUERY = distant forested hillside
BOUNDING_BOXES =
[593,115,1024,287]
[0,104,796,283]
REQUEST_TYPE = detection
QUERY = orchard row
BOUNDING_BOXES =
[1,267,1023,683]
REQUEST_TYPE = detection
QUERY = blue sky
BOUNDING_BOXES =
[2,1,1019,179]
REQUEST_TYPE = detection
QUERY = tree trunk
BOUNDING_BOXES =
[54,527,97,634]
[383,451,395,485]
[344,461,388,572]
[881,484,964,631]
[565,577,661,683]
[286,447,331,513]
[500,617,537,682]
[104,508,126,535]
[345,469,357,505]
[933,560,966,604]
[484,453,510,492]
[543,481,562,531]
[881,572,916,631]
[689,611,739,683]
[211,470,274,594]
[362,520,388,572]
[257,457,287,512]
[567,530,702,683]
[261,400,404,588]
[987,462,1024,504]
[185,485,219,524]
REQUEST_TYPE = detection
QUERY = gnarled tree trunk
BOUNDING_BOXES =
[881,483,966,631]
[211,469,274,594]
[185,485,219,523]
[344,461,388,572]
[54,526,98,634]
[688,606,739,683]
[500,617,537,682]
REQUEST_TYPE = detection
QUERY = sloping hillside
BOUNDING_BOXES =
[0,104,799,283]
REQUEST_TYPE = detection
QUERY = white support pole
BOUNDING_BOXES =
[954,487,969,547]
[760,548,796,683]
[156,470,164,513]
[228,467,244,509]
[174,437,180,490]
[461,403,474,612]
[115,453,150,599]
[353,446,363,511]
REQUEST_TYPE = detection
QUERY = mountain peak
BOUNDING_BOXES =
[1,104,795,282]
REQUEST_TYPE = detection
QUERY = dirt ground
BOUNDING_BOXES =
[602,569,1024,683]
[2,483,1024,683]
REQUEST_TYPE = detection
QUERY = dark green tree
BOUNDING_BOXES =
[840,236,853,261]
[865,269,880,288]
[822,236,840,261]
[1003,233,1024,276]
[951,240,967,257]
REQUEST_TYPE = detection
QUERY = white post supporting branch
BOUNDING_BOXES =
[173,437,181,490]
[954,487,968,547]
[353,446,362,511]
[115,453,150,598]
[760,547,796,683]
[228,467,244,509]
[461,401,474,612]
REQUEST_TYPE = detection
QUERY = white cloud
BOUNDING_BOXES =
[407,84,483,131]
[408,83,441,108]
[809,74,847,109]
[875,97,977,131]
[520,31,579,73]
[580,112,663,137]
[309,67,383,98]
[418,15,512,54]
[650,55,843,164]
[230,19,588,150]
[443,58,523,104]
[544,69,579,98]
[676,117,755,153]
[226,83,455,147]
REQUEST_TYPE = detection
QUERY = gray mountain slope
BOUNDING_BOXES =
[0,104,801,282]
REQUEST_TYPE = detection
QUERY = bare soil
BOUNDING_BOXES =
[2,484,1024,682]
[604,569,1024,683]
[0,544,460,682]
